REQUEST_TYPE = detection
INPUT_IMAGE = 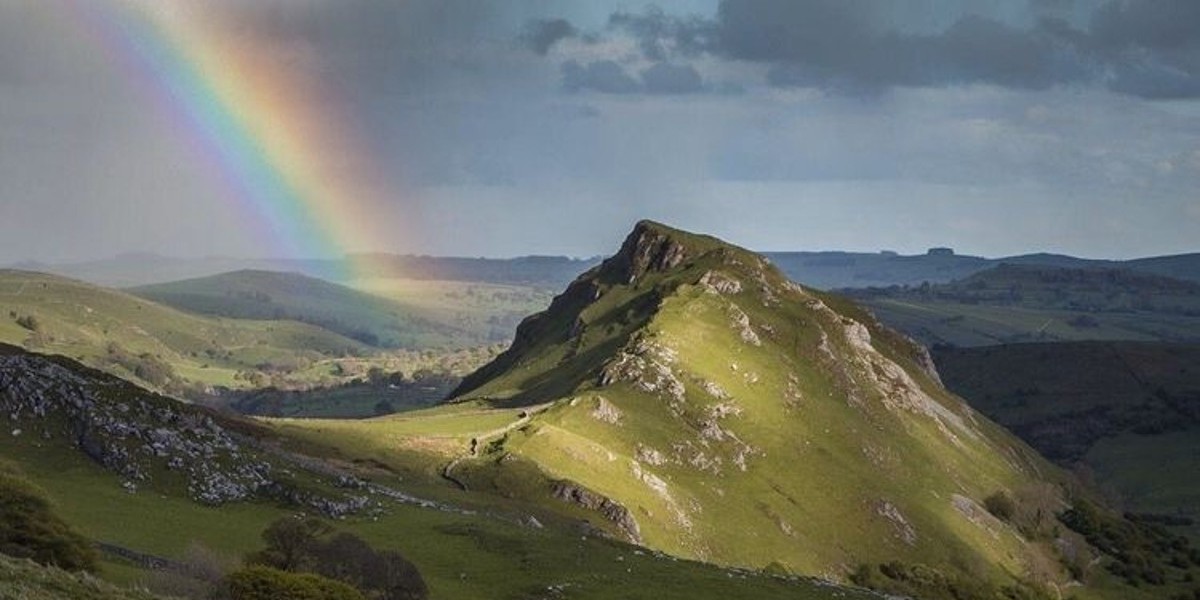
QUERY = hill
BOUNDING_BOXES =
[0,343,888,600]
[763,250,991,289]
[130,269,471,349]
[765,250,1200,291]
[844,264,1200,347]
[931,341,1200,541]
[17,253,597,289]
[0,269,382,394]
[268,221,1200,597]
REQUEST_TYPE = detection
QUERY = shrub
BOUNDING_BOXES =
[984,491,1017,521]
[0,462,96,572]
[14,314,40,331]
[226,565,364,600]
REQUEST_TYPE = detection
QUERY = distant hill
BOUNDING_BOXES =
[932,341,1200,539]
[764,249,1200,290]
[130,270,470,349]
[843,264,1200,347]
[15,253,598,288]
[0,269,370,394]
[866,263,1200,315]
[763,250,990,289]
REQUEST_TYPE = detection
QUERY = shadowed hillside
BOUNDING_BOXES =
[932,341,1200,541]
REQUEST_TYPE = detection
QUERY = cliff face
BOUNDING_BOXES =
[448,221,1074,585]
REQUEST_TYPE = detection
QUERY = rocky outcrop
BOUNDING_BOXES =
[551,480,642,543]
[0,351,367,516]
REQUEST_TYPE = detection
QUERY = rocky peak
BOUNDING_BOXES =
[605,220,693,284]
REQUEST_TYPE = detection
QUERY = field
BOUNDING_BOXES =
[348,277,556,344]
[863,298,1200,347]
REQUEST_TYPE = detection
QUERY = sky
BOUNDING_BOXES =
[1,0,1198,263]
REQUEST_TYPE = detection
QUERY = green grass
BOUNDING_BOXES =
[0,554,167,600]
[864,298,1200,347]
[274,221,1102,594]
[1087,430,1200,540]
[131,270,482,350]
[0,269,368,391]
[0,400,880,600]
[0,270,508,398]
[350,277,554,341]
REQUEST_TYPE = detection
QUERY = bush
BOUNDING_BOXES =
[0,463,96,572]
[227,565,364,600]
[850,561,1053,600]
[14,314,40,331]
[1059,499,1198,587]
[984,491,1017,521]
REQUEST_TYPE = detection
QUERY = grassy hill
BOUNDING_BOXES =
[265,221,1200,598]
[130,269,473,349]
[0,343,886,600]
[932,342,1200,541]
[765,250,1200,291]
[0,269,378,394]
[844,264,1200,347]
[0,554,168,600]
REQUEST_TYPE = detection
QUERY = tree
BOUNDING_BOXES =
[248,518,428,600]
[249,517,333,572]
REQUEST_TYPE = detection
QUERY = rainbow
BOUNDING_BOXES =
[58,0,404,279]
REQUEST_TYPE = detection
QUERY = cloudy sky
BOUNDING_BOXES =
[1,0,1198,263]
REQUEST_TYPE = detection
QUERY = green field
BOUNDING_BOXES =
[349,277,555,343]
[0,270,375,391]
[864,298,1200,347]
[0,270,513,400]
[131,270,476,349]
[933,342,1200,542]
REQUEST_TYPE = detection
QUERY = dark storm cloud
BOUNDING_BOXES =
[520,18,578,55]
[562,60,640,94]
[562,60,707,95]
[641,63,705,94]
[578,0,1200,98]
[607,8,714,61]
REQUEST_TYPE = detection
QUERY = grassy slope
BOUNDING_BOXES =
[277,222,1103,593]
[0,381,880,600]
[933,341,1200,540]
[131,270,478,350]
[0,270,371,391]
[0,554,167,600]
[350,277,555,344]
